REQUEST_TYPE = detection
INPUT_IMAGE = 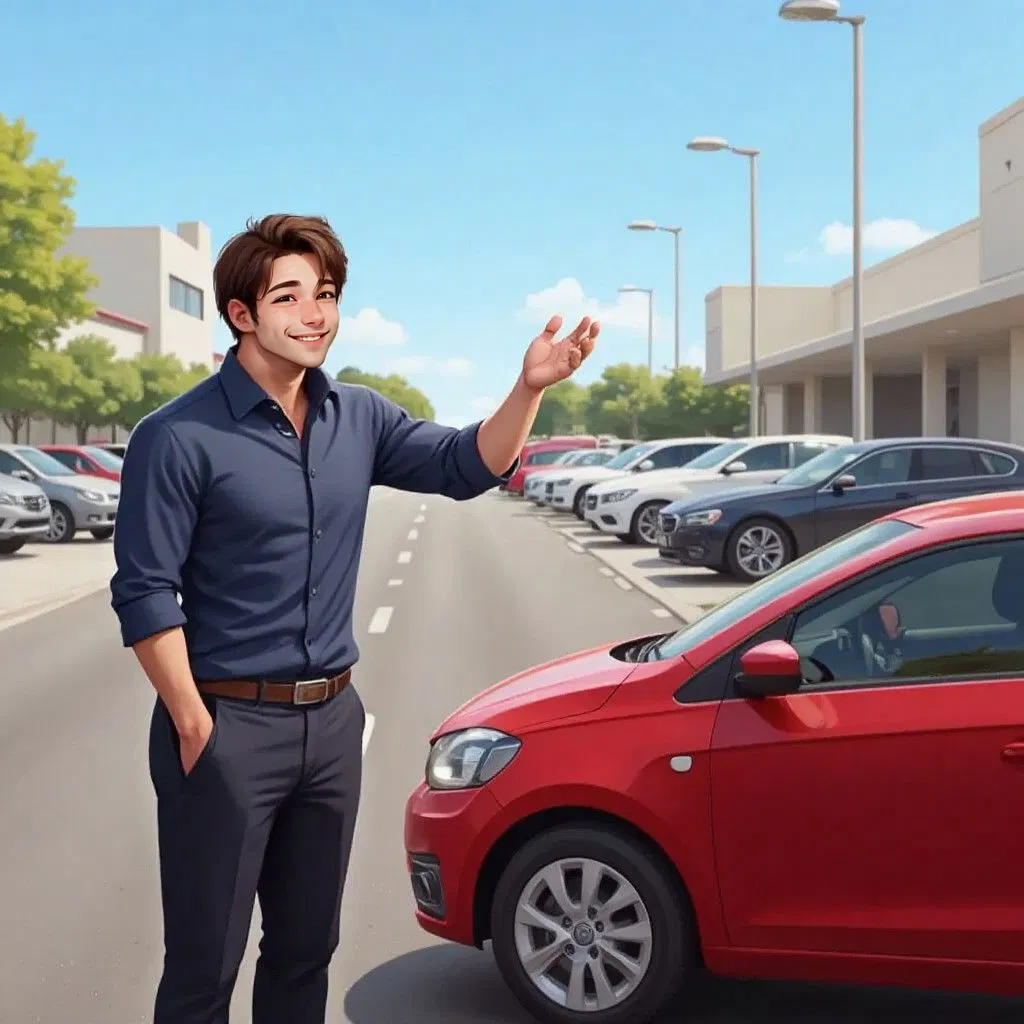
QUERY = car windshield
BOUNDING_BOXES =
[14,447,75,476]
[84,446,124,471]
[605,443,654,470]
[776,445,861,486]
[649,518,919,661]
[681,441,746,470]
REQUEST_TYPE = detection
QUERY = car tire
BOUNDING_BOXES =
[626,501,668,546]
[490,824,694,1024]
[46,502,75,544]
[90,527,114,541]
[725,516,793,582]
[572,487,590,519]
[0,538,26,556]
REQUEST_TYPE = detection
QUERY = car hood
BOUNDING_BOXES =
[551,466,631,486]
[42,473,119,495]
[662,482,803,515]
[431,642,641,739]
[0,472,46,498]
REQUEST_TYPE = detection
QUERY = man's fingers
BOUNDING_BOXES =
[543,315,563,337]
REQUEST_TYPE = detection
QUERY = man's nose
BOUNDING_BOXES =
[299,298,325,325]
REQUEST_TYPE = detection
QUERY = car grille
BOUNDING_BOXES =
[585,494,598,511]
[21,495,47,512]
[545,482,554,494]
[659,513,678,534]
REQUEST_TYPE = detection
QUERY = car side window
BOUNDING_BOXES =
[46,450,77,470]
[976,450,1016,476]
[645,444,690,469]
[917,446,977,480]
[789,538,1024,688]
[793,441,832,466]
[735,443,789,471]
[845,448,912,486]
[0,452,20,475]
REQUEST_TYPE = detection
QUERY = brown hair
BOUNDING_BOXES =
[213,214,349,341]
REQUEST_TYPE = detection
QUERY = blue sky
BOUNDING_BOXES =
[5,0,1022,426]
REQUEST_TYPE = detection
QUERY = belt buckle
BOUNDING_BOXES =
[293,678,329,704]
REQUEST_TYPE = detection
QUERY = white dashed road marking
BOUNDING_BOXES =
[388,579,403,587]
[598,566,615,577]
[651,607,672,619]
[613,577,633,591]
[414,515,425,523]
[407,528,419,540]
[397,551,412,564]
[362,713,376,756]
[419,503,426,511]
[368,607,393,634]
[566,541,584,554]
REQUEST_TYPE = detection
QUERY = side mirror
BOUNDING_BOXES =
[735,640,803,698]
[832,473,856,494]
[635,459,655,472]
[722,460,747,475]
[10,470,33,482]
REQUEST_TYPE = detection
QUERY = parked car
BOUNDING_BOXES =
[583,434,849,545]
[503,437,599,495]
[37,443,123,482]
[0,472,51,555]
[404,489,1024,1023]
[657,436,1024,582]
[523,449,618,504]
[0,444,119,543]
[544,437,731,518]
[88,440,127,459]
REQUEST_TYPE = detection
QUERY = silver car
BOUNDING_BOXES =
[0,471,51,555]
[0,444,119,543]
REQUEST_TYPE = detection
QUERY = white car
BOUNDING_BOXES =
[543,437,732,518]
[583,433,851,544]
[522,448,617,503]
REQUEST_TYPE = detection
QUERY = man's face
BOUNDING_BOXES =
[229,252,340,369]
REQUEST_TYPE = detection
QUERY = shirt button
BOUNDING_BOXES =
[309,467,316,478]
[314,528,323,540]
[311,587,318,597]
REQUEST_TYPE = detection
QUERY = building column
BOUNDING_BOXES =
[921,347,947,437]
[802,376,821,433]
[864,364,875,439]
[1010,328,1024,446]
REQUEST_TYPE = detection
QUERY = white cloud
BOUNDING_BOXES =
[518,277,662,335]
[469,395,497,414]
[819,218,936,256]
[384,355,475,377]
[337,308,408,346]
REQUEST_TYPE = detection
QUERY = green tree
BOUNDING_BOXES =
[119,353,209,430]
[696,382,750,436]
[584,364,665,439]
[0,345,76,442]
[532,379,587,436]
[335,366,435,420]
[0,115,97,382]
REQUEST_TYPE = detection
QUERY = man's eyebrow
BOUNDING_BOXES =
[266,278,336,294]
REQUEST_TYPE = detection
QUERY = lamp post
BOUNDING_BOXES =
[780,0,867,440]
[618,286,654,373]
[627,221,681,369]
[687,136,760,436]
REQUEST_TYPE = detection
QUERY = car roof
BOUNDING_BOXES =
[889,488,1024,530]
[837,436,1024,454]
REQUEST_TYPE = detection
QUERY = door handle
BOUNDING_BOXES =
[1001,742,1024,765]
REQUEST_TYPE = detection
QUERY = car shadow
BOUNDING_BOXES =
[645,572,737,591]
[343,945,1023,1024]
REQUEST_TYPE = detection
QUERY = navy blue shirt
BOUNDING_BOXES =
[110,348,513,681]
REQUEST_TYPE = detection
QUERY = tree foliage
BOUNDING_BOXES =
[335,366,436,420]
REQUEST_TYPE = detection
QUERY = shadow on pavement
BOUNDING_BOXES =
[344,945,1023,1024]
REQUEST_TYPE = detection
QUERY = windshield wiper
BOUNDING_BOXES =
[635,636,664,662]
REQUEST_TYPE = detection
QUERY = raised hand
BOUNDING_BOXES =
[521,315,600,392]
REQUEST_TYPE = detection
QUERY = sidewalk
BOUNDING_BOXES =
[537,509,747,622]
[0,538,115,632]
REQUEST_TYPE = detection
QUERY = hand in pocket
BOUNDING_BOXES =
[179,710,215,777]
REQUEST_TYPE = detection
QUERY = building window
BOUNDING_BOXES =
[169,275,204,319]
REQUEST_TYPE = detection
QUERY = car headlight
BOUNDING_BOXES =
[552,478,572,487]
[425,727,521,790]
[0,492,15,506]
[79,489,106,502]
[684,509,723,526]
[601,489,636,503]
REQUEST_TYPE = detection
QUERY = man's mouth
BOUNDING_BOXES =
[291,331,328,344]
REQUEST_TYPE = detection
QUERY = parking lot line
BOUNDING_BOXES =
[414,515,425,523]
[362,713,376,756]
[368,607,393,634]
[598,566,615,577]
[407,528,419,540]
[566,540,584,553]
[388,578,403,586]
[651,607,672,618]
[397,551,412,564]
[613,577,633,591]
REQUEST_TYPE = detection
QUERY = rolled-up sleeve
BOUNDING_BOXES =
[371,393,518,499]
[110,417,200,647]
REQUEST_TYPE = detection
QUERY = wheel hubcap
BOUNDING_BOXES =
[47,509,67,542]
[513,856,653,1013]
[636,506,663,545]
[736,526,784,576]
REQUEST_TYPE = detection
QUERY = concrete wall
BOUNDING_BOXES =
[980,97,1024,283]
[161,221,215,369]
[57,311,146,361]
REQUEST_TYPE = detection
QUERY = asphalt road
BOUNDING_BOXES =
[1,487,1020,1023]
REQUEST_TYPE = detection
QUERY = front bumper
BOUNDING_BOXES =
[585,502,630,535]
[0,512,50,540]
[656,513,728,567]
[404,781,505,946]
[71,499,118,529]
[547,484,572,509]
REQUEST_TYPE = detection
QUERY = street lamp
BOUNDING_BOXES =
[687,135,760,437]
[618,286,654,373]
[780,0,867,441]
[627,221,682,370]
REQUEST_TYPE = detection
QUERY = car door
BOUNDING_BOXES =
[720,441,792,489]
[813,446,914,546]
[709,536,1024,964]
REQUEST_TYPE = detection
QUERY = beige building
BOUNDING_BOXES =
[1,219,216,445]
[704,95,1024,446]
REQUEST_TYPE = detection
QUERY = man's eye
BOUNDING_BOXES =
[318,291,336,300]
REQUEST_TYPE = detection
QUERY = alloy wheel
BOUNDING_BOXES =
[734,524,785,577]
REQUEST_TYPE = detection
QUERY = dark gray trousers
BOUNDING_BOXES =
[147,682,365,1024]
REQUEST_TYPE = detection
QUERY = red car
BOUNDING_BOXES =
[405,491,1024,1022]
[37,444,123,482]
[503,437,598,495]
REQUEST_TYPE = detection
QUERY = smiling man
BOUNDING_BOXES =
[109,213,598,1024]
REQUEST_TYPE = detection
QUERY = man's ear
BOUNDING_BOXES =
[226,298,257,335]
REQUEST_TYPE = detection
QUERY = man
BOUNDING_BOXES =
[110,213,598,1024]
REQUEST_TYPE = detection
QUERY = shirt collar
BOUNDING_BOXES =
[218,345,338,421]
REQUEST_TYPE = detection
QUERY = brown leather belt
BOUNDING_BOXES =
[196,667,352,705]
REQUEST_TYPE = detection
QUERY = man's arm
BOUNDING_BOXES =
[110,419,209,746]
